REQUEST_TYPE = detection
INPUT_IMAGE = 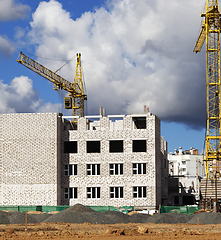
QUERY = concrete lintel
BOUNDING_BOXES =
[62,116,79,119]
[85,115,102,118]
[107,115,125,118]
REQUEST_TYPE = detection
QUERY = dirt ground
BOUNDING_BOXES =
[0,222,221,240]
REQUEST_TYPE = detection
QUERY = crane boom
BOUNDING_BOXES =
[194,0,221,179]
[193,20,206,53]
[17,52,87,118]
[17,52,76,93]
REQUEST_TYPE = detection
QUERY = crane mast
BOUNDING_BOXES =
[17,52,87,119]
[194,0,221,179]
[72,53,85,118]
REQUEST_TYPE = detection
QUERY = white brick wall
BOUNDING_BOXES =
[0,112,166,209]
[0,113,60,206]
[61,114,163,209]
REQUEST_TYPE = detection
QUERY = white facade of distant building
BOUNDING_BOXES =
[168,147,205,201]
[168,147,205,177]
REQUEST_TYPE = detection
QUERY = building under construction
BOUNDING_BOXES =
[0,111,168,209]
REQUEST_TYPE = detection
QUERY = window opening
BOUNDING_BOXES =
[110,163,123,175]
[87,164,100,175]
[64,164,77,176]
[87,187,100,198]
[133,186,147,198]
[109,140,123,152]
[63,118,78,130]
[133,163,146,174]
[110,187,123,198]
[132,140,146,152]
[132,117,146,129]
[87,141,100,153]
[64,141,77,153]
[64,187,77,199]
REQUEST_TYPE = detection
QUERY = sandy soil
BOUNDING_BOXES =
[0,222,221,239]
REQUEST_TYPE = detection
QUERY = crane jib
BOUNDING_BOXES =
[16,52,87,118]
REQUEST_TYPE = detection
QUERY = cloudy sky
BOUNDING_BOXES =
[0,0,207,152]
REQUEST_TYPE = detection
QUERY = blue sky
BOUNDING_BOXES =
[0,0,208,153]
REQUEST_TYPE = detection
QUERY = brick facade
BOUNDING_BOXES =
[0,112,167,209]
[0,113,60,205]
[61,113,166,209]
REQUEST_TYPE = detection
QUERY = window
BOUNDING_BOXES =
[110,163,123,175]
[132,117,146,129]
[109,140,123,152]
[87,164,100,175]
[110,187,123,198]
[64,141,77,153]
[182,168,186,172]
[133,163,146,174]
[87,187,100,198]
[87,141,100,153]
[64,188,77,199]
[132,140,146,152]
[64,164,77,176]
[182,161,186,165]
[133,187,147,198]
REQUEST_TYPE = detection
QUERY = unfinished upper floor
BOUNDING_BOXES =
[62,112,158,132]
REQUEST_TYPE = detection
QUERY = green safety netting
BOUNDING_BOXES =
[160,206,200,215]
[0,205,133,214]
[88,206,133,214]
[0,205,200,215]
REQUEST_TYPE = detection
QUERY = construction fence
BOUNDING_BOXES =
[0,205,133,214]
[0,205,200,215]
[160,205,200,215]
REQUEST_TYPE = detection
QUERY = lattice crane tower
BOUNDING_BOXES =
[17,52,87,119]
[194,0,221,179]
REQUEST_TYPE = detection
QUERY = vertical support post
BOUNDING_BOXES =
[25,210,27,231]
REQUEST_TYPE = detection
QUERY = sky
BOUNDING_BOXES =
[0,0,208,153]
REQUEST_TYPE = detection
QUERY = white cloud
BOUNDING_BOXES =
[0,76,61,114]
[14,26,26,39]
[37,102,62,113]
[0,0,30,21]
[0,35,16,58]
[26,0,206,128]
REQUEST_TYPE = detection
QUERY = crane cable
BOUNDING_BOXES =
[22,52,74,62]
[55,55,76,73]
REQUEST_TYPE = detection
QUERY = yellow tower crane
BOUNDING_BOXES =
[16,52,87,119]
[194,0,221,179]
